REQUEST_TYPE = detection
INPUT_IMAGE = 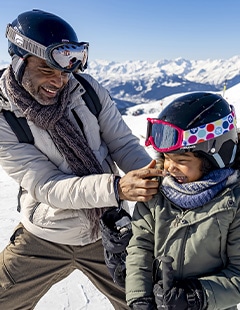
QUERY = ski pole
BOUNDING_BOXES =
[161,255,174,292]
[161,255,174,309]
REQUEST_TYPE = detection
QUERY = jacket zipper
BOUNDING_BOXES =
[178,225,190,279]
[173,210,189,227]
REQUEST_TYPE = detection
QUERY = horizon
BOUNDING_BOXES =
[1,0,240,63]
[1,54,240,67]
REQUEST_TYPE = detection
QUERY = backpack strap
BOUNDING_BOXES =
[73,73,102,118]
[2,110,34,144]
[0,75,34,144]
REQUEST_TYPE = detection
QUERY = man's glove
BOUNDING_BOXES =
[153,278,206,310]
[130,297,156,310]
[103,249,127,288]
[99,207,132,287]
[100,207,132,253]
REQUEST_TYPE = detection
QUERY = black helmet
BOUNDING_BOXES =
[146,92,238,168]
[6,9,88,81]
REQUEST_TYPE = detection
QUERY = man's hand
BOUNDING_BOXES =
[118,160,163,201]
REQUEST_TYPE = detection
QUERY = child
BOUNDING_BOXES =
[125,92,240,309]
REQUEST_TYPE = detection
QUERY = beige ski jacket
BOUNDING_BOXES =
[0,69,151,245]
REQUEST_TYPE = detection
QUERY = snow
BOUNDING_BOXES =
[1,85,240,308]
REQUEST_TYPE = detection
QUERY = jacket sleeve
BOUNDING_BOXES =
[81,74,152,173]
[125,200,156,306]
[0,113,118,210]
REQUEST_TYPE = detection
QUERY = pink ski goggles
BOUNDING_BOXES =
[145,109,236,153]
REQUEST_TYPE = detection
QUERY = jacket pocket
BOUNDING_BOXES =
[29,202,85,228]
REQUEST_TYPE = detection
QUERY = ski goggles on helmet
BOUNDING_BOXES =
[6,24,88,72]
[145,108,236,153]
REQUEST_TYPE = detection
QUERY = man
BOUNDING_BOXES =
[0,9,161,309]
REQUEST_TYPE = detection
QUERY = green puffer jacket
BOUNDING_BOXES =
[126,174,240,310]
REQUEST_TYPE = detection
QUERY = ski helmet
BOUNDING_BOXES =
[145,92,238,168]
[6,9,88,82]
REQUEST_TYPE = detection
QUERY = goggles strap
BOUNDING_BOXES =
[6,24,46,59]
[230,144,237,165]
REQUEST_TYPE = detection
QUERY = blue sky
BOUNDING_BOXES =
[1,0,240,63]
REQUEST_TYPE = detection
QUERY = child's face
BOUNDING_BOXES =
[163,152,203,183]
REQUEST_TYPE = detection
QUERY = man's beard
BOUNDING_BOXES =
[22,77,59,106]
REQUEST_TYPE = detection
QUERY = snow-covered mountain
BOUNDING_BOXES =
[86,55,240,110]
[0,59,10,68]
[2,55,240,113]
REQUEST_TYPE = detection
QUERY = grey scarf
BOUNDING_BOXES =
[161,168,237,209]
[5,65,108,238]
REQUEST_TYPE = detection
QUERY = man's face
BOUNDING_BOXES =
[21,56,70,105]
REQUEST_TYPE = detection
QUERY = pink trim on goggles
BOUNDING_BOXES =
[145,109,236,153]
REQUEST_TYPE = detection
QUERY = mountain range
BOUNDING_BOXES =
[1,55,240,113]
[86,55,240,113]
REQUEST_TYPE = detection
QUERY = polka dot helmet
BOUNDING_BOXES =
[150,92,238,168]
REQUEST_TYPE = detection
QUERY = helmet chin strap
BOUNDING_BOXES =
[212,144,237,168]
[212,153,225,169]
[11,54,27,84]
